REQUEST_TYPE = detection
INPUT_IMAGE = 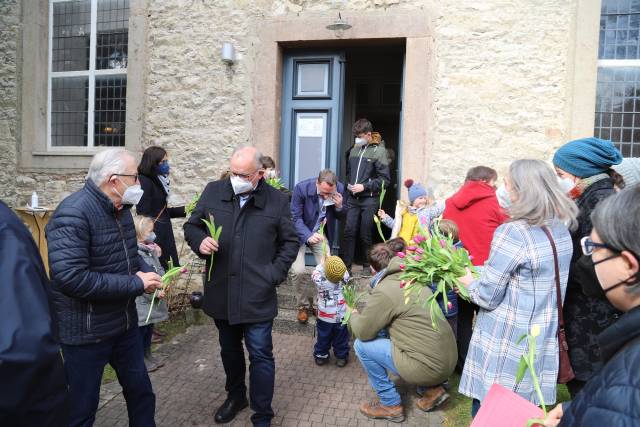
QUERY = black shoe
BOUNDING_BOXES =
[336,358,348,368]
[315,356,328,366]
[214,397,248,424]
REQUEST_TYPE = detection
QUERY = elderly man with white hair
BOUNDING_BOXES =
[184,145,299,427]
[46,148,163,427]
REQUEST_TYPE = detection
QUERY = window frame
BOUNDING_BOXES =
[594,3,640,157]
[18,0,144,171]
[47,0,128,151]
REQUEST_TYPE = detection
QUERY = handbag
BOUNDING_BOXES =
[541,226,576,384]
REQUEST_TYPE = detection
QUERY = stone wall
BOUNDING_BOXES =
[0,0,20,205]
[0,0,578,207]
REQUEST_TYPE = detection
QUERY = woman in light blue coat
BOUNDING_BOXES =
[458,159,579,417]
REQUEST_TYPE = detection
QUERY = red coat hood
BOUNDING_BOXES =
[449,180,497,210]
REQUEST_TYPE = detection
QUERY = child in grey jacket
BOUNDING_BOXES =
[134,216,169,372]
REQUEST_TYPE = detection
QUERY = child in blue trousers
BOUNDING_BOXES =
[312,256,350,367]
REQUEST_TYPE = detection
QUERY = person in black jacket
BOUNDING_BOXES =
[342,118,391,271]
[46,148,163,427]
[184,145,299,427]
[553,137,623,396]
[544,186,640,427]
[137,146,186,269]
[0,201,68,427]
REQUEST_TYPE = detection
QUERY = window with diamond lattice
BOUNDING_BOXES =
[49,0,129,148]
[595,0,640,157]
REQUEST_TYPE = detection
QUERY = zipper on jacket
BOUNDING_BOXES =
[87,301,92,332]
[125,298,130,329]
[115,214,132,330]
[354,145,368,184]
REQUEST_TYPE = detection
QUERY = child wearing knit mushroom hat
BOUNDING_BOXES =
[377,179,445,244]
[311,255,351,367]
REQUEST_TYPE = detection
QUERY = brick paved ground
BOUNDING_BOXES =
[95,321,448,427]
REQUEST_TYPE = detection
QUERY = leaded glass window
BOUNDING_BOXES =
[49,0,129,148]
[595,0,640,156]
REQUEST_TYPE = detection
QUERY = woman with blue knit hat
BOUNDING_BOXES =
[377,179,445,244]
[552,137,623,397]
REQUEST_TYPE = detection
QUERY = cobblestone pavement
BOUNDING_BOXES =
[96,321,447,427]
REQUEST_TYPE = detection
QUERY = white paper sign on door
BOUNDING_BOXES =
[297,117,324,137]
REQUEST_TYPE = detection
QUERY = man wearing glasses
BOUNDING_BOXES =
[46,148,163,426]
[184,145,299,427]
[290,169,346,324]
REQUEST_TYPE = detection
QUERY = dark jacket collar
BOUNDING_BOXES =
[598,305,640,362]
[220,178,266,209]
[85,179,117,214]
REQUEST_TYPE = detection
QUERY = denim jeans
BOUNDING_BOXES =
[471,398,481,418]
[314,319,350,360]
[354,338,401,406]
[139,324,154,352]
[61,325,155,427]
[214,319,275,427]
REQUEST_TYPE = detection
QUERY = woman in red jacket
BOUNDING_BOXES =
[443,166,508,372]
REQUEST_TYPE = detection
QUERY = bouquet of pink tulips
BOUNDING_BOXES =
[399,226,476,329]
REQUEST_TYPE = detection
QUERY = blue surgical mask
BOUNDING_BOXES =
[158,161,170,176]
[144,232,157,243]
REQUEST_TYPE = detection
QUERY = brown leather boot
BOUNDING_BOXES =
[415,385,450,412]
[297,307,308,324]
[359,398,405,423]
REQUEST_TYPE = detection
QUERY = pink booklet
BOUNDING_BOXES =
[471,383,544,427]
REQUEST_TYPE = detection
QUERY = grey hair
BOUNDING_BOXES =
[591,186,640,291]
[232,144,263,169]
[86,148,134,186]
[507,159,579,229]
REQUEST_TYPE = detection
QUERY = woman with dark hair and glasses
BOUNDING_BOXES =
[544,186,640,427]
[137,146,186,269]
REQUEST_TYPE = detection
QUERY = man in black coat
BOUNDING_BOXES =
[46,148,163,427]
[184,145,299,427]
[0,201,68,427]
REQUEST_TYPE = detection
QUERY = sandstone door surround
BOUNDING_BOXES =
[250,8,436,185]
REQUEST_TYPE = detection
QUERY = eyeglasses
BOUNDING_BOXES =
[580,236,618,256]
[111,173,139,182]
[230,170,259,180]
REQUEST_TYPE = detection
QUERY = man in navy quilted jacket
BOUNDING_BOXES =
[46,148,163,427]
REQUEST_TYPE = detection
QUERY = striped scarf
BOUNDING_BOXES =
[568,173,610,200]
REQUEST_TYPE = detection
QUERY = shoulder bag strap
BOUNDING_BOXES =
[153,204,167,224]
[541,226,565,329]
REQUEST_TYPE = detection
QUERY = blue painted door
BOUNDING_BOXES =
[280,51,346,190]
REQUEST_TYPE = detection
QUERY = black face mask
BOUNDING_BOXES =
[576,255,607,298]
[581,253,639,298]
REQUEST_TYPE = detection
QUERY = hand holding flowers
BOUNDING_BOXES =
[145,259,188,324]
[341,279,363,326]
[201,214,223,281]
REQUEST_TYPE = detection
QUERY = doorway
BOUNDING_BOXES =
[280,41,405,260]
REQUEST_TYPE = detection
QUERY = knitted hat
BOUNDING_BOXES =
[612,158,640,188]
[404,179,432,204]
[324,256,347,283]
[553,137,622,178]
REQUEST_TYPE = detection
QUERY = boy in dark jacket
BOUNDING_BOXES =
[342,118,391,271]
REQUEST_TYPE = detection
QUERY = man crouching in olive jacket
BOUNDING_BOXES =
[184,145,299,427]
